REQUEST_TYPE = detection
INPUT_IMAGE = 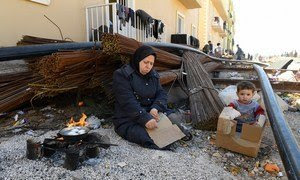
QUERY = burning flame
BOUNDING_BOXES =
[67,113,87,127]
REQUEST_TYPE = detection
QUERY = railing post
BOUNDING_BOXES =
[101,6,105,36]
[112,3,117,34]
[85,8,90,42]
[96,7,100,41]
[105,5,110,32]
[91,8,95,41]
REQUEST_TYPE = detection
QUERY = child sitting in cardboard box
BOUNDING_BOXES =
[228,81,265,132]
[216,81,267,157]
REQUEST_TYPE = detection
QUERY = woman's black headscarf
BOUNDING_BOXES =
[130,45,157,77]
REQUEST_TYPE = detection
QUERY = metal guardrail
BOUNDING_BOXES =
[254,64,300,179]
[0,42,101,61]
[144,42,269,67]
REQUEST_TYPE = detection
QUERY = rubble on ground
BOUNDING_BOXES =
[0,98,299,179]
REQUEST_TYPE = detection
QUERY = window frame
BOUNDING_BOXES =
[176,11,185,34]
[191,24,197,37]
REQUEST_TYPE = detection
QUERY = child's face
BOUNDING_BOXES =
[237,89,254,104]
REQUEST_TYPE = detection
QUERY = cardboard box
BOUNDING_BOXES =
[216,107,266,157]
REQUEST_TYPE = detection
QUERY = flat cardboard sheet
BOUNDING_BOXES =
[146,113,185,148]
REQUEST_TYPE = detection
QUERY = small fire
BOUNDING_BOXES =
[78,101,84,107]
[67,113,87,127]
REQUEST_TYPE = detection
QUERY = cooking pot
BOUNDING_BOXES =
[58,126,90,142]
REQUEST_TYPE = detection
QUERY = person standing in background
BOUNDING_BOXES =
[202,41,211,54]
[236,44,245,60]
[214,43,222,57]
[208,41,213,55]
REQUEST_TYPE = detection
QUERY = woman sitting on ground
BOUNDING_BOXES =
[112,45,191,149]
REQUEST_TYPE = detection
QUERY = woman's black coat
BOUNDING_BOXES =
[112,64,170,146]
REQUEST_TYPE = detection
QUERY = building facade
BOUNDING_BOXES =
[198,0,235,51]
[1,0,234,52]
[0,0,201,47]
[1,0,90,46]
[135,0,201,44]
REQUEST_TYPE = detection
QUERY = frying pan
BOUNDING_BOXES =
[58,126,90,142]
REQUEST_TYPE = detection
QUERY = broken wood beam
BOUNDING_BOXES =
[203,62,223,73]
[159,70,180,85]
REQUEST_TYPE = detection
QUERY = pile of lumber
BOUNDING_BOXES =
[182,51,224,130]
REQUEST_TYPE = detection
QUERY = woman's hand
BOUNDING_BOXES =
[150,108,159,121]
[145,119,158,129]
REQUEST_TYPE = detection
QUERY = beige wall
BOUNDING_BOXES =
[211,4,224,46]
[198,0,208,47]
[135,0,199,43]
[0,0,105,47]
[1,0,200,47]
[198,0,228,50]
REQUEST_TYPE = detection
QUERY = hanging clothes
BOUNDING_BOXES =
[125,6,129,22]
[159,22,164,34]
[116,3,126,30]
[136,9,154,37]
[136,9,153,24]
[153,19,159,39]
[128,8,135,27]
[153,19,164,39]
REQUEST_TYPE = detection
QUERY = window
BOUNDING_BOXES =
[176,11,185,34]
[191,24,197,37]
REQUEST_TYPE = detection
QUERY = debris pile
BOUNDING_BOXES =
[30,50,115,98]
[0,71,42,112]
[1,34,224,132]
